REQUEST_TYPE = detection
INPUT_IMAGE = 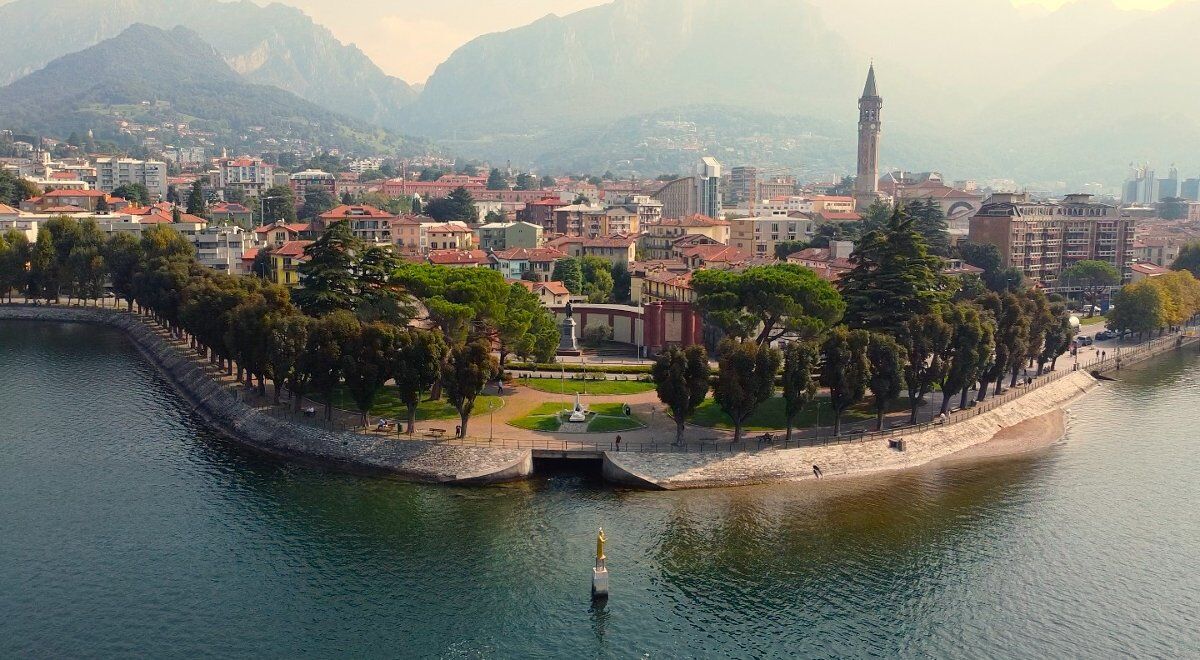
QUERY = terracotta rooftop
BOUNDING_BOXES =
[273,240,312,258]
[427,249,491,266]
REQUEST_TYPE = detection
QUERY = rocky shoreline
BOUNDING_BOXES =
[6,305,1194,491]
[0,305,533,485]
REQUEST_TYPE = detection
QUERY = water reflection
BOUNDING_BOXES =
[4,320,1200,658]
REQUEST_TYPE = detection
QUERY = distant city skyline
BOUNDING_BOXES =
[253,0,1183,83]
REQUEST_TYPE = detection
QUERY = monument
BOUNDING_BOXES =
[569,392,588,423]
[557,301,581,356]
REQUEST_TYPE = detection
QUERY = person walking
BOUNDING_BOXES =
[615,435,622,452]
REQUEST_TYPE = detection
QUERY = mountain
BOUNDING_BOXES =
[0,0,417,129]
[0,24,415,155]
[404,0,1200,186]
[403,0,862,137]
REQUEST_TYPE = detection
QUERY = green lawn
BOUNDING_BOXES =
[507,402,644,433]
[689,395,909,432]
[325,385,503,421]
[520,377,656,396]
[1079,315,1107,326]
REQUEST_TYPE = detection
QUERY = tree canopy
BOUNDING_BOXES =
[693,263,845,345]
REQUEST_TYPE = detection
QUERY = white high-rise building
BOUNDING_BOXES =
[696,156,722,218]
[94,157,168,201]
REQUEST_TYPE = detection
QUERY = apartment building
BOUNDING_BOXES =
[968,193,1136,292]
[475,221,543,251]
[729,214,816,257]
[288,169,336,200]
[190,225,257,275]
[94,157,168,199]
[214,157,274,197]
[318,204,395,243]
[640,215,731,260]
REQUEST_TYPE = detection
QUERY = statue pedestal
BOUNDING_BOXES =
[592,564,609,598]
[557,317,581,356]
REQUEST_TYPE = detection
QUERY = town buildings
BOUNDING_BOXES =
[190,225,257,275]
[696,156,722,219]
[475,221,542,251]
[490,247,566,282]
[95,157,168,199]
[213,157,274,197]
[729,214,816,258]
[288,169,336,200]
[968,193,1136,292]
[640,215,730,260]
[318,204,395,243]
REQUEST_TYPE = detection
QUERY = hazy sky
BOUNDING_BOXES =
[268,0,1182,82]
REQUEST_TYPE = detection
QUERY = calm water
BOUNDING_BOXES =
[2,320,1199,658]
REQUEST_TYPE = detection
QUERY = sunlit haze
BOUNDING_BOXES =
[269,0,1184,82]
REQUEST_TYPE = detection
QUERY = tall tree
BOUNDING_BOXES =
[265,313,310,406]
[103,232,142,310]
[552,258,584,294]
[425,186,477,222]
[901,312,952,424]
[713,339,782,442]
[486,168,509,190]
[299,191,337,220]
[301,310,359,421]
[820,327,872,436]
[0,230,30,302]
[392,329,448,434]
[442,340,497,438]
[341,322,399,426]
[1108,281,1165,339]
[867,333,907,431]
[611,262,632,303]
[939,304,988,415]
[1061,260,1120,317]
[693,263,845,345]
[498,282,558,365]
[580,256,614,303]
[904,198,951,257]
[780,340,820,443]
[186,179,206,218]
[293,221,361,317]
[652,345,711,446]
[1171,242,1200,279]
[260,185,298,224]
[838,206,949,335]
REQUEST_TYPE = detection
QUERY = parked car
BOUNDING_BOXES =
[1078,336,1094,346]
[1095,330,1113,341]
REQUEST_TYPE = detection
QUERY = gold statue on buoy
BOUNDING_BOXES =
[592,527,609,599]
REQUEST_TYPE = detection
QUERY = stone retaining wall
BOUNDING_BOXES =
[603,370,1100,490]
[0,305,533,485]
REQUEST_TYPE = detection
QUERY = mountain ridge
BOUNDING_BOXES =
[0,0,418,129]
[0,24,416,155]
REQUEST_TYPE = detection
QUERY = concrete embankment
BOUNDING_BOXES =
[603,370,1100,490]
[0,305,532,485]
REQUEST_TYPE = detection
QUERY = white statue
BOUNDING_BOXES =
[569,392,587,422]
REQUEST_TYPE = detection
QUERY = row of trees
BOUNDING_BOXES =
[653,208,1079,444]
[1108,270,1200,338]
[2,217,559,439]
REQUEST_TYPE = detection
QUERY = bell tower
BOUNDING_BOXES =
[854,64,882,209]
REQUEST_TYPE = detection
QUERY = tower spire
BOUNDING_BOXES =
[862,62,878,99]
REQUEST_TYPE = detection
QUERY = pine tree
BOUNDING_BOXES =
[292,221,361,316]
[839,206,949,335]
[186,180,206,218]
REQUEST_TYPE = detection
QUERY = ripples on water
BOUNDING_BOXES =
[2,321,1198,658]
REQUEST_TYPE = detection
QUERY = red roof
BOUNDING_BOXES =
[274,241,312,258]
[680,244,751,263]
[536,281,571,296]
[319,204,395,220]
[527,197,568,207]
[44,189,107,198]
[42,205,88,213]
[428,249,491,266]
[241,248,260,262]
[254,222,308,235]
